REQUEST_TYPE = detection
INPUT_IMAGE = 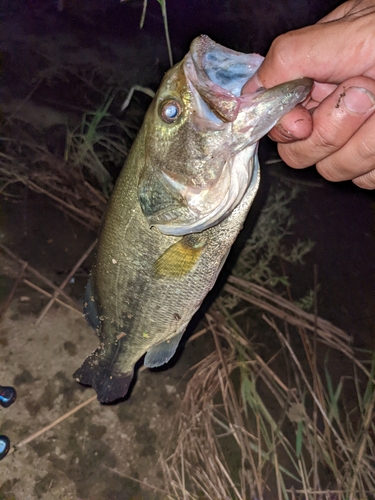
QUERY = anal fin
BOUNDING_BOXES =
[144,331,184,368]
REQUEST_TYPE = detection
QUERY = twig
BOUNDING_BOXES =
[121,85,155,112]
[35,239,97,326]
[52,201,98,231]
[7,395,97,455]
[0,243,76,307]
[83,180,107,203]
[312,265,319,494]
[23,279,81,315]
[227,275,352,343]
[103,466,169,496]
[25,178,101,226]
[8,78,43,119]
[159,0,173,67]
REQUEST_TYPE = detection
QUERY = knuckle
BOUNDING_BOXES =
[313,122,342,152]
[268,33,295,71]
[278,143,310,168]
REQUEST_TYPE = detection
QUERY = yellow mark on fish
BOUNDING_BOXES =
[143,332,150,338]
[153,235,206,278]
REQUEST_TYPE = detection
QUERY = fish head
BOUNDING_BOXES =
[139,35,312,236]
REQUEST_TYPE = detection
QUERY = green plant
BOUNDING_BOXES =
[65,90,130,196]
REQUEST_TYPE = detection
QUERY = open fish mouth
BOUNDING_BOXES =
[186,35,264,123]
[186,35,312,129]
[140,36,313,236]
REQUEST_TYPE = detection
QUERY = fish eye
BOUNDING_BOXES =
[159,99,182,124]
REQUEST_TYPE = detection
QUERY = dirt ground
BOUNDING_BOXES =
[0,1,374,499]
[0,2,194,498]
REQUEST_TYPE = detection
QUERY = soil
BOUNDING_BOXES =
[0,1,374,499]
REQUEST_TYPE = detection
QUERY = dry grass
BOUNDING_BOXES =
[0,120,105,230]
[161,284,375,500]
[0,70,145,231]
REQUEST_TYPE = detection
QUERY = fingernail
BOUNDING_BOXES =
[275,124,298,141]
[241,73,262,94]
[342,87,375,114]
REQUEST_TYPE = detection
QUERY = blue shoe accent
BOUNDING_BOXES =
[0,386,17,408]
[0,435,10,460]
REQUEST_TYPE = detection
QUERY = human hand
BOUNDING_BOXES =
[242,0,375,189]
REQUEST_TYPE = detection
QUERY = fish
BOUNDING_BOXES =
[73,35,312,403]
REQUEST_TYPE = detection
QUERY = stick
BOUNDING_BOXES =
[7,395,97,455]
[35,239,97,326]
[0,243,76,307]
[25,179,101,226]
[23,279,81,315]
[227,275,351,342]
[103,466,169,496]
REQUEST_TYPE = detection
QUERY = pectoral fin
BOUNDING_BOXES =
[153,234,206,278]
[144,331,185,368]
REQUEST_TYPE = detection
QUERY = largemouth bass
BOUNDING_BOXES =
[74,35,312,403]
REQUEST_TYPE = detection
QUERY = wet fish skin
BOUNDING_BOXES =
[74,35,312,403]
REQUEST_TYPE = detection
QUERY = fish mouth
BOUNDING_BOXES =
[186,34,312,131]
[186,34,264,123]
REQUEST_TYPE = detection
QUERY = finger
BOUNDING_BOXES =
[277,77,375,169]
[315,111,375,183]
[318,0,355,22]
[255,18,375,88]
[320,0,375,23]
[352,169,375,190]
[242,73,262,94]
[268,105,313,142]
[310,83,338,103]
[267,84,343,145]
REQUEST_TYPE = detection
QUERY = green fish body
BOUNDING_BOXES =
[74,36,312,403]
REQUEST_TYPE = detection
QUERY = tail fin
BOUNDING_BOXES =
[73,350,133,403]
